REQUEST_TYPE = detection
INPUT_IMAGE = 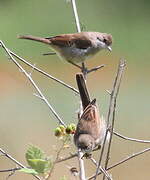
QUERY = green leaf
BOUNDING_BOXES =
[25,145,52,174]
[27,159,50,174]
[26,145,45,162]
[19,168,38,175]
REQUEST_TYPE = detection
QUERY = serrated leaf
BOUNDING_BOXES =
[28,159,51,174]
[25,145,52,174]
[19,168,38,175]
[26,145,45,163]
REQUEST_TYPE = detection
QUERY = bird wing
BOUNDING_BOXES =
[46,33,92,49]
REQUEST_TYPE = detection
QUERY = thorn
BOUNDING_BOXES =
[106,90,112,95]
[43,52,56,56]
[33,93,43,99]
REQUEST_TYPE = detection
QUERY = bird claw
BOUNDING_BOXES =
[81,64,105,76]
[81,152,92,159]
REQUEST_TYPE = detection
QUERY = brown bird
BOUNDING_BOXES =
[74,73,106,152]
[18,32,112,69]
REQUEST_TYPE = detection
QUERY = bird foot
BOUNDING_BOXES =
[81,64,105,76]
[81,153,92,159]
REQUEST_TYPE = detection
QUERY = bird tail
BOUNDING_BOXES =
[76,73,91,110]
[18,35,51,44]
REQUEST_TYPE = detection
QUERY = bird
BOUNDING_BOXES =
[18,32,112,70]
[74,73,106,153]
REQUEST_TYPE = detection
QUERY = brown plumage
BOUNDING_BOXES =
[74,73,106,152]
[18,32,112,64]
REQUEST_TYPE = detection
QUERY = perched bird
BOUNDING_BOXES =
[18,32,112,69]
[74,73,106,152]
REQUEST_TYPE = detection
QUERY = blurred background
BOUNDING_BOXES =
[0,0,150,179]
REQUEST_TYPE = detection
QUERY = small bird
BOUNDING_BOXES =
[18,32,112,69]
[74,73,106,152]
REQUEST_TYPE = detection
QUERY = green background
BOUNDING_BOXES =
[0,0,150,179]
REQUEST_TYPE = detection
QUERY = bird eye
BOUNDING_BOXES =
[103,38,107,43]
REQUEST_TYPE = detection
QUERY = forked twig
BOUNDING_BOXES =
[94,59,126,180]
[9,50,79,94]
[88,147,150,180]
[103,60,126,180]
[90,158,112,180]
[113,131,150,143]
[0,40,66,126]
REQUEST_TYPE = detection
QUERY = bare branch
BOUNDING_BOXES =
[0,167,21,173]
[71,0,81,33]
[90,158,112,180]
[94,59,126,180]
[45,142,65,180]
[102,59,126,180]
[56,152,77,163]
[78,150,86,180]
[9,49,79,94]
[0,40,66,126]
[55,146,100,164]
[88,147,150,180]
[113,131,150,143]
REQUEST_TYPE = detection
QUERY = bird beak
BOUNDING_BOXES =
[107,46,112,52]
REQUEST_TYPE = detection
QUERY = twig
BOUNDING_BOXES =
[70,1,86,179]
[88,147,150,180]
[71,0,88,78]
[56,152,77,163]
[0,40,66,126]
[0,167,21,173]
[71,0,81,33]
[102,59,126,180]
[113,131,150,143]
[90,158,112,180]
[45,142,65,180]
[9,50,79,94]
[55,146,100,164]
[0,148,41,180]
[78,150,86,180]
[94,59,126,180]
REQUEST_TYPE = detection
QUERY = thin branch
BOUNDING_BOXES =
[94,59,126,180]
[55,146,100,163]
[0,167,21,173]
[70,2,87,179]
[78,150,86,180]
[113,131,150,143]
[56,152,77,163]
[45,142,65,180]
[0,40,66,126]
[88,147,150,180]
[9,50,79,94]
[71,0,88,78]
[90,158,112,180]
[71,0,81,33]
[0,148,41,180]
[102,59,126,180]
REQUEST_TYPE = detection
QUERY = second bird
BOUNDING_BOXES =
[18,32,112,68]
